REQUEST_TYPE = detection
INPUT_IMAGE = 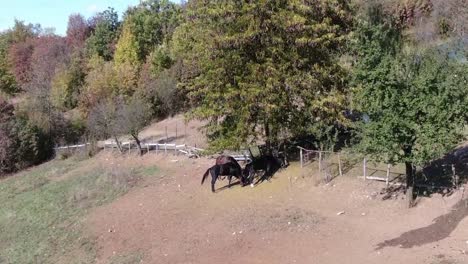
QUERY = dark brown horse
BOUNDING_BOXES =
[214,155,243,181]
[201,163,245,193]
[215,155,240,166]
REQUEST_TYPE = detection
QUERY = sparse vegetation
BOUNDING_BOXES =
[0,155,159,263]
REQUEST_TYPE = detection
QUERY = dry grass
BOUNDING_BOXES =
[0,155,159,264]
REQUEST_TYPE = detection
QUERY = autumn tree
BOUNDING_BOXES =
[8,39,35,87]
[87,98,123,152]
[173,0,352,151]
[81,56,117,110]
[352,6,468,207]
[115,96,151,155]
[114,20,139,67]
[50,53,86,110]
[113,19,140,96]
[137,64,178,117]
[66,14,91,50]
[6,19,40,44]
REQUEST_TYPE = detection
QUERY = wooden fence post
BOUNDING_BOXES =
[363,158,367,180]
[184,123,187,145]
[452,164,457,188]
[318,151,322,177]
[300,148,303,168]
[338,154,343,177]
[386,164,391,188]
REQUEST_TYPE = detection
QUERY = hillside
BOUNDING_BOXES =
[2,146,468,263]
[0,1,467,263]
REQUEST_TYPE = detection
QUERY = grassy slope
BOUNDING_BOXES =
[0,155,157,264]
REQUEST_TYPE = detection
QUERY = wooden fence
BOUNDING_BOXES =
[298,146,462,189]
[55,141,253,162]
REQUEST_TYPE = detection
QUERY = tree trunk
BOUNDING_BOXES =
[114,136,123,154]
[132,134,143,156]
[405,161,415,208]
[264,121,271,155]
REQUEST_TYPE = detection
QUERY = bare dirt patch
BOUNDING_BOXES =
[86,154,468,264]
[376,198,468,249]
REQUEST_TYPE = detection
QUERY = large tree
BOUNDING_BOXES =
[86,8,120,61]
[124,0,182,62]
[352,6,468,206]
[173,0,352,150]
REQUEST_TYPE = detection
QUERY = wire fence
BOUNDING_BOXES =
[299,147,416,188]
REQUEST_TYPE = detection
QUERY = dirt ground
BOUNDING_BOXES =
[84,152,468,264]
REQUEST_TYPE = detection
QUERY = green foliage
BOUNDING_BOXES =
[85,8,120,61]
[0,34,17,94]
[352,13,468,166]
[124,0,182,62]
[0,64,17,95]
[114,20,140,68]
[115,95,151,139]
[148,44,173,75]
[174,0,352,150]
[81,56,117,109]
[6,19,40,44]
[0,100,53,174]
[51,54,86,110]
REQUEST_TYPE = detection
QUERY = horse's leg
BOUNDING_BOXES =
[249,167,255,184]
[228,175,232,188]
[211,171,217,193]
[266,163,272,182]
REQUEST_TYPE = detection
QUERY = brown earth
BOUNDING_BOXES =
[85,152,468,264]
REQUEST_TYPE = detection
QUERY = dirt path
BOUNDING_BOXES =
[86,154,468,264]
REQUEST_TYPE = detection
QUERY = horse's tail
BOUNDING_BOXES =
[201,168,210,185]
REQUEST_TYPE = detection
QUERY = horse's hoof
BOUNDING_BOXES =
[250,183,255,188]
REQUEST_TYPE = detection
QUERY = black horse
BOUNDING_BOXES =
[201,162,246,193]
[244,154,287,185]
[214,155,243,181]
[215,155,240,166]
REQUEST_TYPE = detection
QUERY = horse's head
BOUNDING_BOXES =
[275,152,288,168]
[242,162,254,184]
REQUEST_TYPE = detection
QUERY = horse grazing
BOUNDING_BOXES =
[201,163,245,193]
[214,155,244,181]
[215,155,239,166]
[244,154,285,185]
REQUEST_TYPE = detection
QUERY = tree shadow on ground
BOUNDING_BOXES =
[378,145,468,202]
[375,146,468,250]
[375,197,468,250]
[414,145,468,199]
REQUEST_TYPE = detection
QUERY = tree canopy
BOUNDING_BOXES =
[352,5,468,206]
[174,0,352,150]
